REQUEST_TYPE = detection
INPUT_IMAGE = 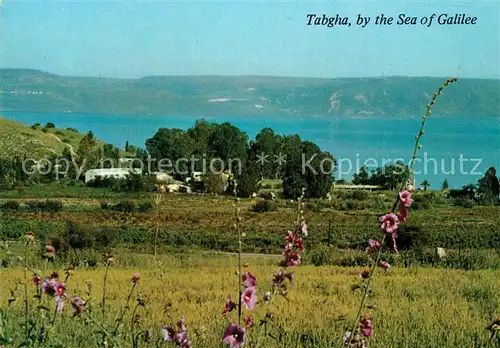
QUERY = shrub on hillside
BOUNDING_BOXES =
[251,200,278,213]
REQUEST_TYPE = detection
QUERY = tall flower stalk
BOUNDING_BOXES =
[230,176,244,326]
[346,77,457,347]
[113,272,140,335]
[101,253,113,320]
[153,193,163,261]
[21,232,35,343]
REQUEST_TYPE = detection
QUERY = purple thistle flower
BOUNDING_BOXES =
[223,324,246,348]
[241,287,257,310]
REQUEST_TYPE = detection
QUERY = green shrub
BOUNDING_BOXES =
[346,190,369,201]
[138,202,153,213]
[113,200,136,213]
[453,197,474,208]
[251,200,278,213]
[100,201,109,210]
[308,244,333,266]
[25,200,63,212]
[1,200,20,211]
[42,200,63,212]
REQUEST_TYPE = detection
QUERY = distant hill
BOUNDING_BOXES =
[0,69,498,117]
[0,117,130,159]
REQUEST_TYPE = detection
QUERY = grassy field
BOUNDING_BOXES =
[0,251,499,347]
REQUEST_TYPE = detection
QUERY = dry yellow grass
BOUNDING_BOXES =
[1,257,498,347]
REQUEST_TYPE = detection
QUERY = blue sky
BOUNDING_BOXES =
[1,0,498,79]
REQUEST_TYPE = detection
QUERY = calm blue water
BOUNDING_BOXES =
[3,111,499,189]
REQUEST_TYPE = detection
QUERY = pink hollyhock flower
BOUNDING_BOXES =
[222,295,237,316]
[176,331,191,348]
[241,287,257,310]
[368,239,381,249]
[380,261,390,271]
[284,231,304,252]
[223,324,246,348]
[242,272,256,288]
[360,316,373,337]
[366,239,381,255]
[162,325,176,342]
[71,297,86,317]
[399,190,413,206]
[281,251,301,267]
[54,282,66,296]
[300,220,308,236]
[162,318,191,347]
[379,213,399,234]
[32,275,43,287]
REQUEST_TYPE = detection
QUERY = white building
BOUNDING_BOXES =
[84,168,141,183]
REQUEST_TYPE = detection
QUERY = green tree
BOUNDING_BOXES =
[249,128,282,179]
[145,128,193,173]
[369,161,410,190]
[353,166,370,185]
[102,143,120,168]
[441,178,449,190]
[420,179,430,191]
[235,159,261,198]
[75,131,99,175]
[207,122,249,172]
[283,139,335,199]
[477,167,499,203]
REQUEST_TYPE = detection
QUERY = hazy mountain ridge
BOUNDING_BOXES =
[0,69,498,117]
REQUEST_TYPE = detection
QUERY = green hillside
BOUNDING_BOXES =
[0,117,130,159]
[0,118,69,159]
[0,69,498,117]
